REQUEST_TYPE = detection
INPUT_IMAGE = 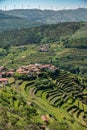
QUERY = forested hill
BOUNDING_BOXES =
[0,11,43,31]
[0,22,87,49]
[0,12,20,19]
[5,8,87,23]
[0,8,87,31]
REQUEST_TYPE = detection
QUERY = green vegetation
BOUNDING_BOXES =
[0,22,87,77]
[0,86,40,130]
[1,68,87,130]
[0,22,87,130]
[0,22,84,48]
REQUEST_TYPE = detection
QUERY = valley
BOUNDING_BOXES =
[0,22,87,130]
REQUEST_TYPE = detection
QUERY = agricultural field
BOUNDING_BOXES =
[0,42,87,77]
[0,68,87,130]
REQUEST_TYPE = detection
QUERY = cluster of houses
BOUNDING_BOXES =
[0,66,15,85]
[0,63,57,85]
[16,63,57,75]
[38,44,50,52]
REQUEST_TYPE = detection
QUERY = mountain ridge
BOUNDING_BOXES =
[5,8,87,22]
[0,8,87,31]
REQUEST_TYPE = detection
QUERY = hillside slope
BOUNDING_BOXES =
[0,22,87,77]
[0,12,18,19]
[6,8,87,23]
[0,65,87,130]
[0,8,87,31]
[0,22,86,48]
[0,10,43,31]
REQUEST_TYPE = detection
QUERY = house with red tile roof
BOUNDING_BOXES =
[0,78,8,85]
[6,72,14,77]
[41,115,49,123]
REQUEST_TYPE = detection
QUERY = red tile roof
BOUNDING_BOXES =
[7,72,14,74]
[16,64,57,75]
[0,78,8,82]
[41,115,49,122]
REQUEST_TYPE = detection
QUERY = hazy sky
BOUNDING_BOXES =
[0,0,87,10]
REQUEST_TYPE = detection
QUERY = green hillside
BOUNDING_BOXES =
[0,22,87,77]
[0,22,87,130]
[0,19,42,32]
[0,22,85,48]
[0,67,87,130]
[0,10,43,31]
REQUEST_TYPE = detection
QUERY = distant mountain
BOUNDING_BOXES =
[5,8,87,23]
[0,12,14,19]
[0,8,87,31]
[0,10,43,31]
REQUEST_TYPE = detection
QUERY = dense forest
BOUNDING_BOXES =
[0,22,87,49]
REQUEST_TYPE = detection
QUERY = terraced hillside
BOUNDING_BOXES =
[6,66,87,130]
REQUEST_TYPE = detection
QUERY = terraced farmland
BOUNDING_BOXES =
[8,68,87,130]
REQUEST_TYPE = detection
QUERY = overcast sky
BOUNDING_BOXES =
[0,0,87,10]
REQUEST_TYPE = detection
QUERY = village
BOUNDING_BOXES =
[0,63,57,85]
[0,63,57,129]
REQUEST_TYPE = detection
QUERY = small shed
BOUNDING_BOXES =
[41,115,49,123]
